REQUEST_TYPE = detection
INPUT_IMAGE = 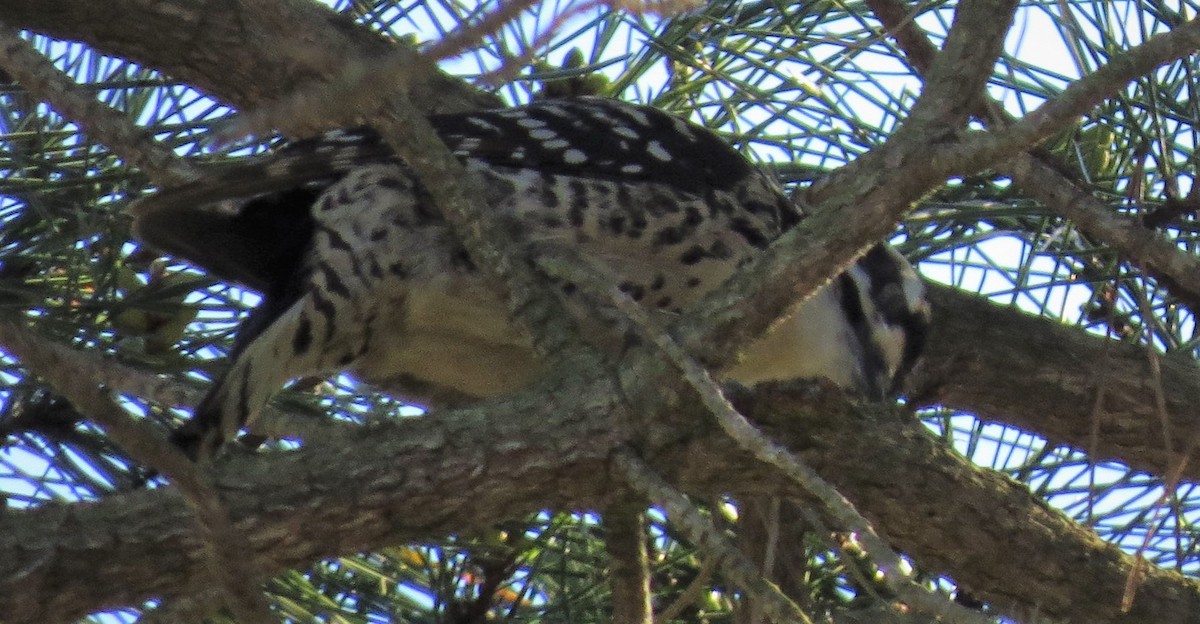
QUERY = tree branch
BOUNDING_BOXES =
[997,152,1200,310]
[7,4,1200,623]
[0,0,499,115]
[0,323,275,622]
[867,0,1200,308]
[603,496,653,624]
[901,0,1017,131]
[913,283,1200,483]
[613,448,815,624]
[0,22,196,185]
[3,352,1198,623]
[955,18,1200,171]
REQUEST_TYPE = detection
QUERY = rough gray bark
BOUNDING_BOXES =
[604,498,654,624]
[916,283,1200,483]
[0,0,499,114]
[5,294,1200,623]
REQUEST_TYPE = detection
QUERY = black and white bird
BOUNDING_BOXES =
[130,97,930,460]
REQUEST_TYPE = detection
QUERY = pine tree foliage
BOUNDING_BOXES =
[3,0,1200,622]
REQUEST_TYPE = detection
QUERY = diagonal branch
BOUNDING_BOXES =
[998,153,1200,310]
[0,23,195,185]
[806,0,1019,204]
[612,448,816,624]
[956,18,1200,170]
[542,255,993,624]
[901,0,1017,131]
[542,252,983,621]
[367,96,586,360]
[0,323,275,622]
[682,12,1200,374]
[867,0,1200,308]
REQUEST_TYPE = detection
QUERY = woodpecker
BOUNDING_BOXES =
[130,97,930,460]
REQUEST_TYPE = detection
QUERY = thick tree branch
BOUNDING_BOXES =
[913,283,1200,483]
[0,0,498,115]
[3,351,1198,623]
[0,323,276,622]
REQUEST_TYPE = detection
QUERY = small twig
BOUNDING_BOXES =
[795,506,890,607]
[1122,295,1194,613]
[1141,299,1175,459]
[0,22,196,186]
[653,554,718,624]
[738,497,783,624]
[612,448,815,624]
[762,496,781,582]
[1122,421,1200,613]
[422,0,546,63]
[0,322,275,623]
[1087,380,1107,524]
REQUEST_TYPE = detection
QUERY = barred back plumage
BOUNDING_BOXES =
[129,97,931,460]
